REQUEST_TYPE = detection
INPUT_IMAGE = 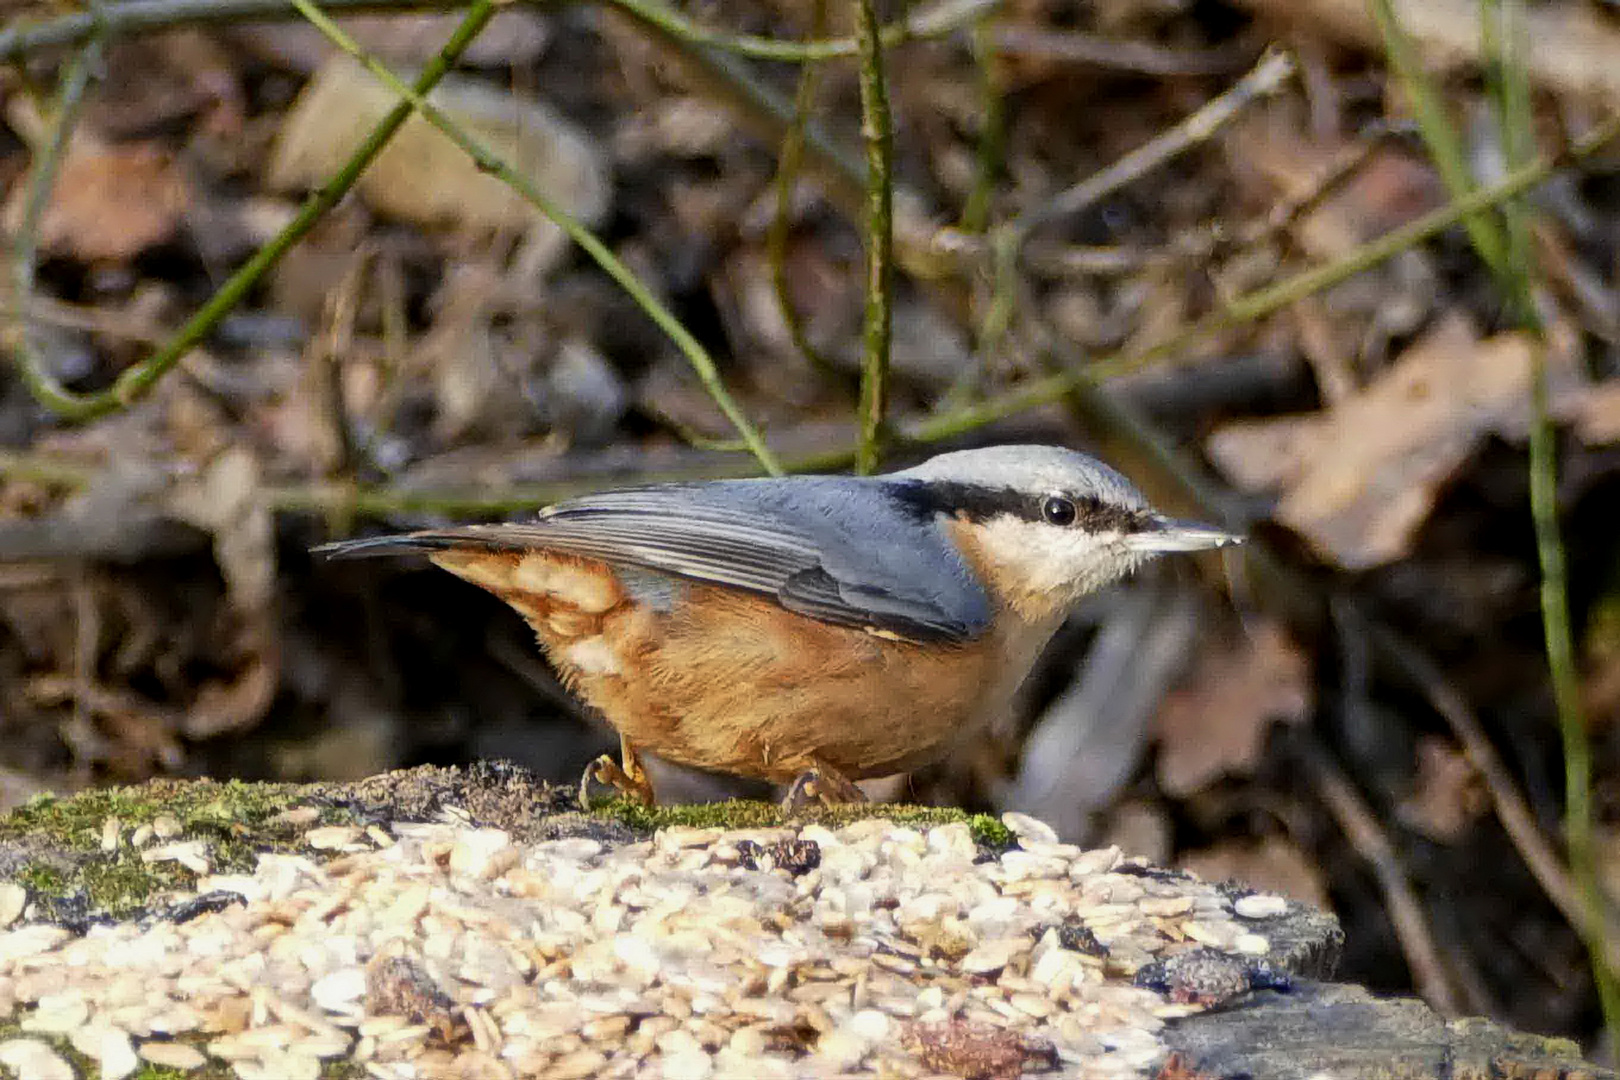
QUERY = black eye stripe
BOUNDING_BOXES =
[889,480,1148,532]
[1069,496,1147,532]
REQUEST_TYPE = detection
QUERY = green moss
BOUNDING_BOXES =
[590,797,1014,847]
[0,777,356,922]
[132,1066,193,1080]
[78,856,193,918]
[0,1019,242,1080]
[0,778,316,852]
[0,768,1018,926]
[14,864,68,895]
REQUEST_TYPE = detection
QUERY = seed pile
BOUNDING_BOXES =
[0,810,1309,1079]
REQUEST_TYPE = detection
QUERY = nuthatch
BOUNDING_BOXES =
[318,445,1240,807]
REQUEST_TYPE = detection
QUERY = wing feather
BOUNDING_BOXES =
[318,479,990,643]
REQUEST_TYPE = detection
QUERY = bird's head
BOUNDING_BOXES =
[887,445,1241,619]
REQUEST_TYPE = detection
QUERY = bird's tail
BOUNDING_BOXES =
[313,526,540,559]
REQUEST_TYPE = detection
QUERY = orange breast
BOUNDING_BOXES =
[429,548,1017,782]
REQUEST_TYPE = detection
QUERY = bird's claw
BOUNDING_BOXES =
[579,753,655,809]
[781,766,867,811]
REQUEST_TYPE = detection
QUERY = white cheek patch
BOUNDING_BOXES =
[973,518,1142,595]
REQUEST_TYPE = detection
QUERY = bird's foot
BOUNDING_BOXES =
[781,765,867,811]
[579,752,655,809]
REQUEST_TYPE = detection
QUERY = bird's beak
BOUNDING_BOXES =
[1128,514,1244,553]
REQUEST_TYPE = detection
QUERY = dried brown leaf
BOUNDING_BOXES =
[1207,312,1585,568]
[6,142,187,262]
[1395,737,1488,842]
[1178,836,1331,909]
[1155,619,1310,796]
[268,56,609,243]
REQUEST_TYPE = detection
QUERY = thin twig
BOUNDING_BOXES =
[1009,47,1295,238]
[957,12,1007,391]
[6,38,102,414]
[5,0,501,421]
[766,0,840,377]
[1301,740,1463,1016]
[613,4,948,280]
[605,0,996,62]
[853,0,894,475]
[977,47,1294,352]
[990,25,1250,77]
[290,0,783,476]
[1358,613,1620,961]
[1021,125,1399,284]
[1223,122,1403,258]
[0,0,997,64]
[0,445,854,519]
[1525,324,1620,1029]
[1,0,452,61]
[17,296,170,346]
[918,108,1620,445]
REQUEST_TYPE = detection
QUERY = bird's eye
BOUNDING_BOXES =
[1041,496,1077,526]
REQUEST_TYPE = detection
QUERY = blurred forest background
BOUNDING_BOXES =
[6,0,1620,1052]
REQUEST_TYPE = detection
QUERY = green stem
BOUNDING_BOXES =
[1369,0,1511,279]
[5,0,499,421]
[607,0,997,62]
[853,0,894,475]
[1480,0,1620,1037]
[766,0,839,377]
[0,0,999,64]
[959,16,1004,235]
[6,39,101,416]
[914,110,1620,443]
[291,0,783,477]
[0,445,855,516]
[1528,336,1620,1031]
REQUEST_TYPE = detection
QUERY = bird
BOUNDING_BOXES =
[317,445,1240,808]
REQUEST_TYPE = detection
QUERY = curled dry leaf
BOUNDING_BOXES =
[1233,0,1620,102]
[268,56,610,254]
[1178,835,1331,910]
[1154,618,1310,797]
[168,447,274,613]
[1395,736,1488,842]
[1206,312,1586,569]
[411,261,504,443]
[4,141,188,263]
[166,447,279,737]
[1571,378,1620,446]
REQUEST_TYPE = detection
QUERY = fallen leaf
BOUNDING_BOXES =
[1155,618,1310,796]
[169,447,274,613]
[1395,737,1488,842]
[1207,312,1585,569]
[1572,378,1620,445]
[268,56,610,248]
[1226,108,1443,261]
[6,142,187,262]
[166,447,279,736]
[1236,0,1620,103]
[1178,836,1331,910]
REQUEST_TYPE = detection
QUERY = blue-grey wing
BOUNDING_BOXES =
[318,478,992,643]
